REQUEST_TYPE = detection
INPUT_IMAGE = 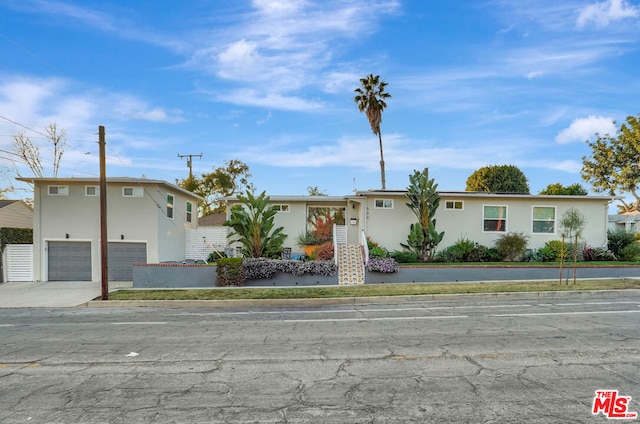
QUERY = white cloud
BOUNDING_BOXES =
[216,89,323,111]
[555,115,616,144]
[577,0,639,28]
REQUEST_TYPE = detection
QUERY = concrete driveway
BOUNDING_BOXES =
[0,281,132,308]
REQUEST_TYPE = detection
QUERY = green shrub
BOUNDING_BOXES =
[468,245,500,262]
[608,230,636,258]
[215,258,245,286]
[0,227,33,250]
[544,240,567,261]
[389,250,418,263]
[619,242,640,261]
[523,246,556,262]
[495,232,528,261]
[369,246,389,258]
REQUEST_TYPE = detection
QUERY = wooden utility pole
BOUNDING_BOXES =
[99,125,109,300]
[178,153,202,177]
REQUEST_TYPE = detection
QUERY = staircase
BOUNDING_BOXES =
[333,225,366,285]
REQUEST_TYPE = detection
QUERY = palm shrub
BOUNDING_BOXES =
[619,243,640,261]
[224,190,287,258]
[495,232,528,261]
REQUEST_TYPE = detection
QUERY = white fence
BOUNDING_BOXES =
[185,228,228,261]
[3,244,34,282]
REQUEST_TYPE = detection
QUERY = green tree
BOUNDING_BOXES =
[465,164,530,193]
[224,190,286,258]
[559,207,587,285]
[582,114,640,213]
[307,186,327,196]
[402,168,445,262]
[539,183,588,195]
[354,74,391,190]
[178,159,254,216]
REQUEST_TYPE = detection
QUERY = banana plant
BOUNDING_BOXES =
[224,190,287,258]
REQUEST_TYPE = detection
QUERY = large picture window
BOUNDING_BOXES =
[483,205,507,232]
[532,206,555,234]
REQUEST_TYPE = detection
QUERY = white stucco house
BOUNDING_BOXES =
[19,177,202,282]
[225,190,617,256]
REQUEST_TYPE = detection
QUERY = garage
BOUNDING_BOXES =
[47,241,92,281]
[108,242,147,281]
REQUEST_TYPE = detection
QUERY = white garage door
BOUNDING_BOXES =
[48,241,92,281]
[108,242,147,281]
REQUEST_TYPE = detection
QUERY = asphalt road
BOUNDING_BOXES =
[1,293,640,423]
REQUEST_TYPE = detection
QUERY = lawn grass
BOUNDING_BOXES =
[108,278,640,301]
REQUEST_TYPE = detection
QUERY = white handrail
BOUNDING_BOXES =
[361,229,369,265]
[333,224,338,266]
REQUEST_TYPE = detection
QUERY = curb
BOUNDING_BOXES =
[86,289,640,308]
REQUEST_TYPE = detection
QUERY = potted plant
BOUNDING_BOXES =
[296,232,322,257]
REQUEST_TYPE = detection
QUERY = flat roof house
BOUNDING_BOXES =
[19,177,202,282]
[225,190,616,255]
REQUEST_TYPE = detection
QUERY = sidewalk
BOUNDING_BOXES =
[0,281,132,308]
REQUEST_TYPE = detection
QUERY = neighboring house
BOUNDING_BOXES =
[608,212,640,234]
[0,200,34,283]
[224,190,616,255]
[197,212,226,227]
[18,177,202,282]
[0,200,33,229]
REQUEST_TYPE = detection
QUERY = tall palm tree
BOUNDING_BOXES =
[354,74,391,189]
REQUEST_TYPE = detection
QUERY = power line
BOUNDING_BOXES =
[0,31,65,76]
[0,115,49,138]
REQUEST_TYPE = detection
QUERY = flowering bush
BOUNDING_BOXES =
[242,258,336,280]
[365,257,399,273]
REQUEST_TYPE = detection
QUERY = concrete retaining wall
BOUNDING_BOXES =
[132,263,640,288]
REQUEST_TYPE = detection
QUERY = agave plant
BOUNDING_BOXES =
[224,190,287,258]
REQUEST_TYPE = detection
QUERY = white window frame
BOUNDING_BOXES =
[48,185,69,196]
[374,199,394,209]
[445,200,464,210]
[483,205,507,233]
[532,206,556,234]
[186,201,193,223]
[272,204,290,213]
[123,187,143,197]
[167,193,174,219]
[85,185,99,196]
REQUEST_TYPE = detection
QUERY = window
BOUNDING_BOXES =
[186,201,193,223]
[532,206,556,234]
[85,186,99,196]
[374,199,394,209]
[48,186,69,196]
[483,205,507,232]
[272,204,290,212]
[167,194,174,219]
[123,187,143,197]
[445,200,463,210]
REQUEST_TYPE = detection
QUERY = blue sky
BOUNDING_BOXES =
[0,0,639,199]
